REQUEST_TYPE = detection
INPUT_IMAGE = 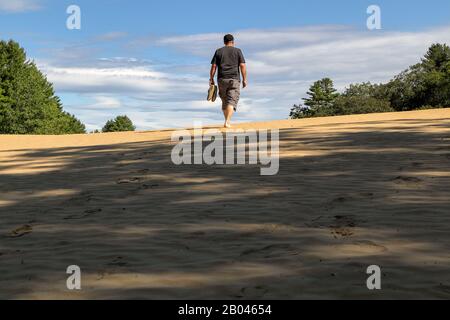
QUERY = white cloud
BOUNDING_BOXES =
[159,25,450,83]
[157,25,356,57]
[0,0,41,12]
[82,96,122,110]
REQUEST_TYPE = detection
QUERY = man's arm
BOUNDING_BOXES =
[210,64,217,85]
[240,63,247,88]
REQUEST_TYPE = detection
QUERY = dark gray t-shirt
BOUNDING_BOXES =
[211,46,246,81]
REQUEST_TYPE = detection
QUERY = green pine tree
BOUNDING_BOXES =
[0,40,85,134]
[303,78,340,112]
[102,115,136,133]
[422,43,450,72]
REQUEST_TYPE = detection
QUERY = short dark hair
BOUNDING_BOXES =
[224,34,234,44]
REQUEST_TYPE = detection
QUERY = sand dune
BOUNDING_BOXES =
[1,109,450,299]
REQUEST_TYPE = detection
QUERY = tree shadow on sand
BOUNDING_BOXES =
[1,119,450,299]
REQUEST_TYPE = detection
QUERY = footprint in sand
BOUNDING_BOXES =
[331,228,354,238]
[117,177,141,184]
[107,256,128,267]
[325,193,375,211]
[324,196,352,211]
[330,215,357,238]
[339,240,388,255]
[8,225,33,238]
[306,214,360,238]
[412,162,424,167]
[391,176,422,184]
[235,286,269,299]
[64,191,95,205]
[64,208,102,220]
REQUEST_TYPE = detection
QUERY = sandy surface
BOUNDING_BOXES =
[1,109,450,299]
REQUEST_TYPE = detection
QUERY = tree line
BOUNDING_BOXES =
[0,40,135,134]
[290,43,450,119]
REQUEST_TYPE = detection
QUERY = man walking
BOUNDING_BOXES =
[210,34,247,128]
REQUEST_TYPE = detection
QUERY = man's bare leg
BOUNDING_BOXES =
[223,105,234,128]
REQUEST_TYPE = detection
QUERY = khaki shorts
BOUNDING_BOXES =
[218,79,241,111]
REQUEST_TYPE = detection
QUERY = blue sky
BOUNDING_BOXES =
[1,0,450,130]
